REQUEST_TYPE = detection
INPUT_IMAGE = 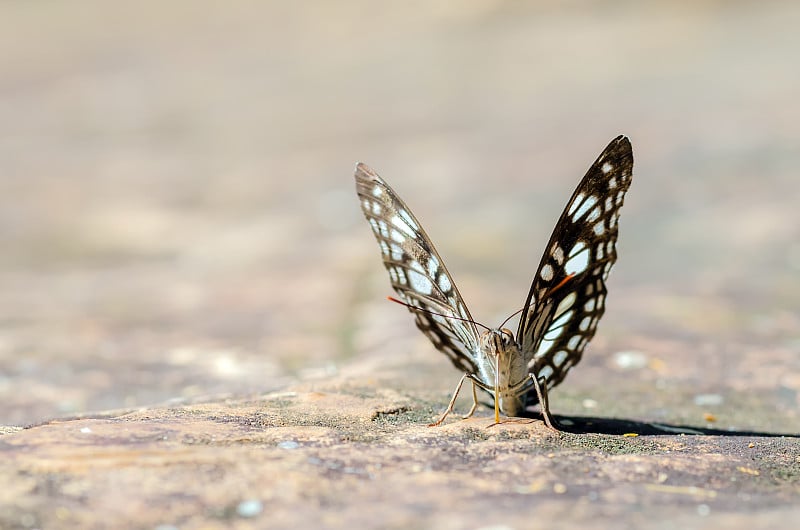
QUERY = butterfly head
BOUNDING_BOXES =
[479,328,516,357]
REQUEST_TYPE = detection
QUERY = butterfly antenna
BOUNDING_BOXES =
[500,273,577,329]
[498,307,525,329]
[387,296,491,332]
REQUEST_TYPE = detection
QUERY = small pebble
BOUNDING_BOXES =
[697,504,711,516]
[694,394,724,406]
[236,499,263,518]
[80,427,92,434]
[553,483,567,494]
[582,399,598,409]
[278,440,300,450]
[613,350,648,370]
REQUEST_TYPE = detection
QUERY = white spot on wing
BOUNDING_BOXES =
[602,162,613,174]
[552,244,565,265]
[427,256,440,277]
[544,326,564,341]
[608,177,617,189]
[553,350,568,366]
[596,241,605,258]
[390,229,405,244]
[566,245,590,276]
[586,206,601,223]
[391,215,416,238]
[371,201,382,215]
[438,273,451,292]
[584,298,596,312]
[540,264,554,281]
[568,193,586,216]
[570,241,587,257]
[539,365,554,380]
[567,335,581,350]
[555,292,576,317]
[536,338,555,357]
[408,269,433,295]
[549,309,574,331]
[390,244,403,261]
[579,316,591,332]
[572,195,598,221]
[593,222,605,236]
[377,220,389,238]
[398,208,419,231]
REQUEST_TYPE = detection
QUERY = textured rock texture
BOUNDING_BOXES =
[2,387,799,529]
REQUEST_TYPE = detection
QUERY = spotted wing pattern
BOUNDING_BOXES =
[517,136,634,401]
[355,163,480,374]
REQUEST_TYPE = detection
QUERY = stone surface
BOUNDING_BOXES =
[1,388,798,529]
[1,1,799,528]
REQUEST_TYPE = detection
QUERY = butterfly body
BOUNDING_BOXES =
[355,136,633,427]
[475,328,528,416]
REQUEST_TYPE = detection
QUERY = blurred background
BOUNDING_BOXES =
[1,0,798,428]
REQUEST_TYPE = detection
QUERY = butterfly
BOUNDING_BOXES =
[354,136,633,429]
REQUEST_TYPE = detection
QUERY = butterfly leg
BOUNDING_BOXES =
[528,373,559,431]
[428,373,477,427]
[461,380,480,420]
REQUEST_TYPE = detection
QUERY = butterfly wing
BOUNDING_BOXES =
[355,163,481,374]
[517,136,634,397]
